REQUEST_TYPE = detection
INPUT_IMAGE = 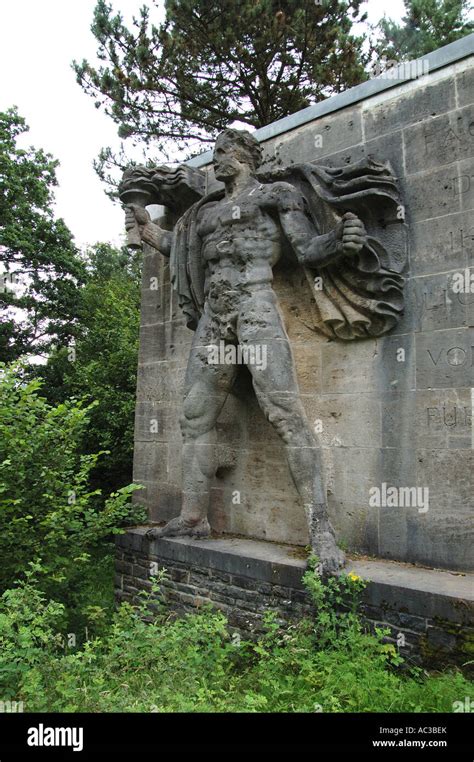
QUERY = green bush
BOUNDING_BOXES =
[0,362,145,615]
[0,559,471,713]
[0,563,66,705]
[39,242,141,496]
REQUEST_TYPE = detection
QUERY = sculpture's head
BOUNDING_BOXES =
[213,128,262,181]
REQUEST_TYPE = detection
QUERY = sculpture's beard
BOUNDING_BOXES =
[214,163,238,180]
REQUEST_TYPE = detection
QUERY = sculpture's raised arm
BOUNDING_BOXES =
[118,163,206,255]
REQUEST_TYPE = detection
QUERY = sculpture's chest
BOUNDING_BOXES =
[196,194,276,238]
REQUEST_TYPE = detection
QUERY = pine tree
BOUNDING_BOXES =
[375,0,473,61]
[74,0,369,188]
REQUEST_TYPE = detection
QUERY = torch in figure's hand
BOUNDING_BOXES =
[119,163,207,250]
[123,201,152,249]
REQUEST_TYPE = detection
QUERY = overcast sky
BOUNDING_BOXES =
[0,0,406,249]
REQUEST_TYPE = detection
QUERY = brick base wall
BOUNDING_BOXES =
[116,529,474,671]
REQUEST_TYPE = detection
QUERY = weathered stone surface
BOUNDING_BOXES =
[404,164,461,222]
[363,77,457,140]
[308,393,382,448]
[310,130,405,179]
[415,327,473,389]
[458,155,474,210]
[330,446,383,506]
[128,51,474,573]
[409,210,473,276]
[426,391,474,441]
[404,104,474,174]
[457,65,474,108]
[321,334,415,394]
[416,449,472,508]
[412,271,471,332]
[409,507,474,569]
[261,107,363,168]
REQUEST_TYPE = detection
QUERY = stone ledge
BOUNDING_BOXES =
[350,558,474,626]
[117,528,474,627]
[119,528,307,588]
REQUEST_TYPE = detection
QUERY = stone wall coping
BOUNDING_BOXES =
[117,529,473,624]
[186,34,474,168]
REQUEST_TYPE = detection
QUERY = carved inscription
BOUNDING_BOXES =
[426,345,474,367]
[427,405,472,428]
[424,119,474,155]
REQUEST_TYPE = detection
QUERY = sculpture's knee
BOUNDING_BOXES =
[180,393,216,442]
[264,398,312,445]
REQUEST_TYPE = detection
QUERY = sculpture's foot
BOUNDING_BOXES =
[304,504,345,575]
[311,531,346,575]
[146,516,211,540]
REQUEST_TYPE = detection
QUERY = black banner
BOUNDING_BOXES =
[0,712,472,757]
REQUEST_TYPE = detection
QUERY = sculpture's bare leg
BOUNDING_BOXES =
[148,313,237,540]
[238,292,345,573]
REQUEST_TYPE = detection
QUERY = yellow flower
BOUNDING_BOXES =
[348,572,361,582]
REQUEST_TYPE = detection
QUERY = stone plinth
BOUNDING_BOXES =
[116,528,474,670]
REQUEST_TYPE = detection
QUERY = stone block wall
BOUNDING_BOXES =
[116,530,474,670]
[133,38,474,571]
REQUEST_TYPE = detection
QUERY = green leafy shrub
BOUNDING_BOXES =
[0,362,145,613]
[0,563,66,705]
[0,559,471,713]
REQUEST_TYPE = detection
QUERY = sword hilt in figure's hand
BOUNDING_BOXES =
[334,212,367,256]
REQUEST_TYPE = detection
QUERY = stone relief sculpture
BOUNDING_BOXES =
[120,128,405,573]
